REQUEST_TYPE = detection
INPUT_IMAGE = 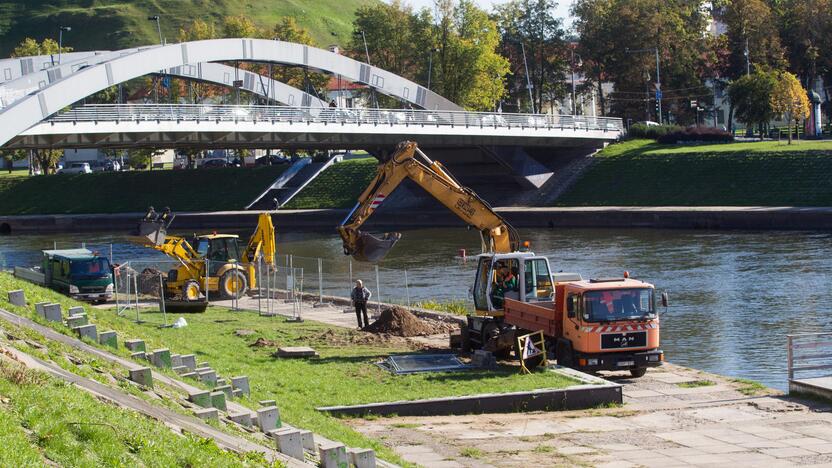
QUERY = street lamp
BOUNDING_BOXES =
[359,30,371,65]
[58,26,71,65]
[520,42,535,114]
[744,38,750,76]
[148,15,162,45]
[625,46,662,124]
[570,48,581,116]
[427,48,439,90]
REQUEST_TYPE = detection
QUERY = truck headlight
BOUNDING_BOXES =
[69,285,79,294]
[648,354,660,362]
[105,283,114,293]
[587,358,599,366]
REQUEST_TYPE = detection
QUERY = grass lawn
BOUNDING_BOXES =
[0,168,29,178]
[0,166,287,215]
[556,139,832,206]
[0,272,577,465]
[282,158,378,209]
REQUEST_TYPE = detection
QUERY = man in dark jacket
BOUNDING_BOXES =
[351,279,372,328]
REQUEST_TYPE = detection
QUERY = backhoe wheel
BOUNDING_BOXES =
[220,269,248,299]
[630,367,648,378]
[182,280,202,302]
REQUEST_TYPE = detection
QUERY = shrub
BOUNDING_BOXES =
[627,123,681,140]
[657,126,734,144]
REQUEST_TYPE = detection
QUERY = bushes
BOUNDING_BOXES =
[627,123,681,140]
[657,126,734,144]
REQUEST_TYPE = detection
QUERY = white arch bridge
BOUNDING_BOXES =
[0,38,623,190]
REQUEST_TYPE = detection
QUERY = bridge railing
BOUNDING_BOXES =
[49,104,624,133]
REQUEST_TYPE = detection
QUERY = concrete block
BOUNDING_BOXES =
[98,330,117,348]
[299,429,315,450]
[272,428,304,461]
[181,371,198,379]
[319,442,348,468]
[128,367,153,388]
[194,408,218,422]
[197,361,209,369]
[189,390,212,408]
[215,384,233,400]
[150,348,172,368]
[210,391,227,411]
[66,315,87,328]
[472,349,497,368]
[180,354,196,370]
[124,339,146,353]
[257,406,281,433]
[231,376,250,396]
[130,351,147,361]
[197,369,217,387]
[216,378,227,387]
[259,399,276,407]
[34,302,49,318]
[276,346,319,358]
[228,411,252,428]
[172,365,188,375]
[348,448,377,468]
[170,354,182,368]
[73,324,97,342]
[7,289,25,306]
[232,388,243,398]
[42,303,63,323]
[67,306,85,316]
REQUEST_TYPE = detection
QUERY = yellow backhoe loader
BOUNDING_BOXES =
[137,209,276,311]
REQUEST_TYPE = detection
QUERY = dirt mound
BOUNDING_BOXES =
[363,307,450,337]
[249,337,279,348]
[137,268,163,296]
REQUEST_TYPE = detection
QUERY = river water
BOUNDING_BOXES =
[1,226,830,390]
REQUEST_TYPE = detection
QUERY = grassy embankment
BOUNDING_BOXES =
[556,139,832,206]
[0,0,376,56]
[0,166,286,215]
[282,158,378,209]
[0,272,577,465]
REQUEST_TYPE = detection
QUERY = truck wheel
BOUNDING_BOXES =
[220,269,248,299]
[630,367,647,378]
[182,280,202,302]
[555,340,574,368]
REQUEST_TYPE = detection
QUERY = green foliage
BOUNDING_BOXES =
[627,123,681,140]
[11,37,71,57]
[555,139,832,206]
[0,165,287,215]
[676,380,715,388]
[728,71,778,135]
[282,158,378,209]
[126,148,164,170]
[715,0,786,80]
[415,299,470,315]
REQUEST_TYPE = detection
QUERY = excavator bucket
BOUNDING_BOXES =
[136,209,175,246]
[352,231,402,263]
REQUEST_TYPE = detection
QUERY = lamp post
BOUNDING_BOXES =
[148,15,162,45]
[520,42,535,114]
[427,48,439,90]
[744,37,750,76]
[359,30,371,65]
[625,46,662,124]
[58,26,71,65]
[571,48,581,116]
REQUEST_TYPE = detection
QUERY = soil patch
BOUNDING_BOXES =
[137,268,163,296]
[363,307,455,337]
[249,337,279,348]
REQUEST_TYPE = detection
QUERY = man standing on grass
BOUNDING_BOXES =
[351,280,371,329]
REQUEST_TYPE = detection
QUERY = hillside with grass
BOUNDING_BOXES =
[0,0,377,56]
[282,157,378,209]
[555,139,832,206]
[0,166,287,215]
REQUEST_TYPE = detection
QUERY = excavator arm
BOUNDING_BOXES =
[243,212,276,267]
[337,141,519,262]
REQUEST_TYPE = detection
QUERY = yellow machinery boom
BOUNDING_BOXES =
[337,141,519,262]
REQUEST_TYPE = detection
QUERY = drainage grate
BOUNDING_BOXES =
[377,354,470,374]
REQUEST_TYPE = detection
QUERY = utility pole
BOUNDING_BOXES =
[148,16,162,45]
[58,26,71,65]
[521,42,535,114]
[626,47,662,124]
[427,48,439,90]
[360,30,371,65]
[571,48,581,115]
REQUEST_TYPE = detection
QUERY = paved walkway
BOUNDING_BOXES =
[350,363,832,467]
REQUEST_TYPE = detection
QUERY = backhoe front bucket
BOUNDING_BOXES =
[137,218,168,246]
[352,231,402,263]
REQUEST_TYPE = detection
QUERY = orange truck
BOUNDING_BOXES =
[503,275,665,377]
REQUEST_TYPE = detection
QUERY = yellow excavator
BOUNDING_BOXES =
[137,209,276,310]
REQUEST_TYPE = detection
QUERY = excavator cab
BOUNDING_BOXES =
[472,252,555,316]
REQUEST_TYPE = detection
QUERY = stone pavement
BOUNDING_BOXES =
[350,363,832,467]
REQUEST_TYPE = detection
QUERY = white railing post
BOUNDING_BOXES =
[787,335,794,381]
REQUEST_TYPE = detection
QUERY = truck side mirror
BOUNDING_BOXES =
[661,291,669,308]
[566,295,576,318]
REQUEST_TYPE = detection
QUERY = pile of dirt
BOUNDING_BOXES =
[249,337,279,348]
[137,268,163,296]
[363,307,453,337]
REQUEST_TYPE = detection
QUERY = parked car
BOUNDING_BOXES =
[255,154,291,166]
[58,162,92,174]
[104,160,121,172]
[200,158,229,169]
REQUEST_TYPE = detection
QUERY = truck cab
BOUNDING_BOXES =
[41,249,114,302]
[554,277,663,377]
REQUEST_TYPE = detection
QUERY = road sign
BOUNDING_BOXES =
[655,90,662,100]
[161,76,171,88]
[690,100,698,108]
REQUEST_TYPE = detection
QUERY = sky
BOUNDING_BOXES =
[399,0,576,30]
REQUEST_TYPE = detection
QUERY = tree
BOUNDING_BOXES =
[11,37,71,58]
[271,17,329,97]
[775,0,832,92]
[178,19,217,42]
[0,149,26,174]
[349,1,425,79]
[127,148,164,170]
[496,0,568,113]
[32,149,62,174]
[727,70,777,139]
[770,71,810,144]
[222,16,260,38]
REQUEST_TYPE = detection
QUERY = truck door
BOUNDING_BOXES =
[472,256,493,311]
[522,258,554,303]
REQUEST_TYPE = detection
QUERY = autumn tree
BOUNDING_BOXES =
[222,16,260,38]
[770,71,810,144]
[11,38,71,58]
[727,70,777,139]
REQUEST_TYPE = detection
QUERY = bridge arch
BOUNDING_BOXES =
[0,38,460,147]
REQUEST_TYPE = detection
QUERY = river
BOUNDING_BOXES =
[2,226,831,391]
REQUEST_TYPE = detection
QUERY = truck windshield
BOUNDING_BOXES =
[70,258,111,279]
[584,288,654,322]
